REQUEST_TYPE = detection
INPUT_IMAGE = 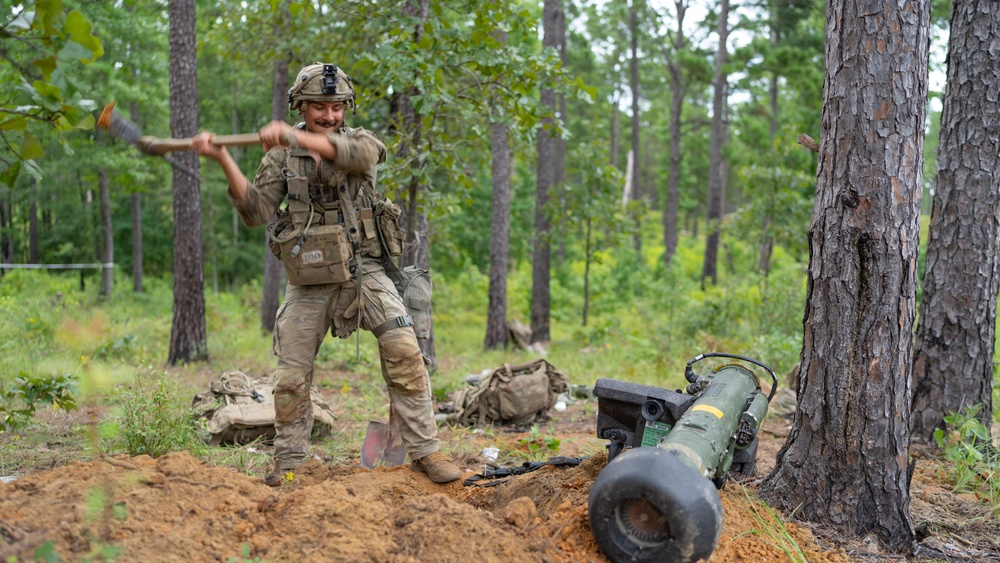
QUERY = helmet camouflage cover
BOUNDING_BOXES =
[287,62,356,112]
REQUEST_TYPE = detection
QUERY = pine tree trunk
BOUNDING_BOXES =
[760,0,929,552]
[629,0,642,255]
[98,168,113,300]
[532,0,562,346]
[0,190,12,272]
[167,0,208,365]
[129,101,143,293]
[28,178,38,263]
[484,120,511,349]
[911,0,1000,443]
[662,0,686,267]
[261,54,289,334]
[702,0,729,287]
[395,0,435,364]
[131,192,143,293]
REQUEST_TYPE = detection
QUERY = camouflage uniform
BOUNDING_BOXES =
[229,126,440,471]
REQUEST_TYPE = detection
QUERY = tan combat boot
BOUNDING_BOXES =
[411,452,462,483]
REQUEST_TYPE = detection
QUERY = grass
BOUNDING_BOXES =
[734,482,809,562]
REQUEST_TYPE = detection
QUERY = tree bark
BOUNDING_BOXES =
[261,53,289,334]
[701,0,729,287]
[129,101,144,293]
[760,0,929,552]
[394,0,435,364]
[629,0,642,254]
[98,168,113,300]
[484,120,511,349]
[28,178,38,263]
[0,189,12,272]
[662,0,686,267]
[167,0,208,365]
[911,0,1000,443]
[532,0,563,346]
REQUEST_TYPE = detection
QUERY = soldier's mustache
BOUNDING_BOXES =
[315,120,339,128]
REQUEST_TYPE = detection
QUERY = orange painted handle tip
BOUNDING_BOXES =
[97,101,116,129]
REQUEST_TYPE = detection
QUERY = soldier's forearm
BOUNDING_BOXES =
[217,149,250,201]
[284,130,337,161]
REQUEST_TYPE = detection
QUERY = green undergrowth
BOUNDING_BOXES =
[934,405,1000,514]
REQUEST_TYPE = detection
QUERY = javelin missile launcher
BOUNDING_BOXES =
[588,353,776,563]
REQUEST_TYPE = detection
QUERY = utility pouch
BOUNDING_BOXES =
[387,265,432,338]
[277,223,353,286]
[376,198,405,257]
[267,212,294,260]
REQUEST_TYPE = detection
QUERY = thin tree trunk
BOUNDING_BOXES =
[98,168,113,300]
[911,0,1000,444]
[532,0,563,346]
[484,119,511,349]
[129,101,144,293]
[760,0,929,551]
[262,52,289,333]
[167,0,208,364]
[395,0,435,363]
[28,178,38,263]
[701,0,729,287]
[629,0,642,255]
[582,217,592,326]
[663,0,686,267]
[0,188,13,272]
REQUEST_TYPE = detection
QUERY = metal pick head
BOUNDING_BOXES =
[97,101,142,145]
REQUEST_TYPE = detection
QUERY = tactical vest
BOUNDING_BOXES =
[267,128,404,286]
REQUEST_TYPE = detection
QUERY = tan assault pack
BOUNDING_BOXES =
[192,371,337,446]
[445,360,569,427]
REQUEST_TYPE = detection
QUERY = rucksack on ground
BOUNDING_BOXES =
[191,371,337,446]
[445,359,569,427]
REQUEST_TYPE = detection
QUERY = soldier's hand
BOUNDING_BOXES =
[260,120,294,151]
[190,132,227,161]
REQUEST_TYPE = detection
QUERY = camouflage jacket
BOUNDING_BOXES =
[228,125,387,229]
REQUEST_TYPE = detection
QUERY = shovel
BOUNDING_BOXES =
[361,405,408,468]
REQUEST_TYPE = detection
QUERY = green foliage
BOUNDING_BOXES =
[1,0,104,186]
[517,423,561,460]
[933,405,1000,513]
[0,371,78,433]
[101,370,205,458]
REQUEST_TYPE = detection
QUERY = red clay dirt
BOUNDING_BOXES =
[1,404,997,562]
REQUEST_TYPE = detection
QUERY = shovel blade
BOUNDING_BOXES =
[361,417,407,469]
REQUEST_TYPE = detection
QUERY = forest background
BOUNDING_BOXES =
[2,0,997,482]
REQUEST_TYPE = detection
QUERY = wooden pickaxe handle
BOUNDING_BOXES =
[136,133,262,156]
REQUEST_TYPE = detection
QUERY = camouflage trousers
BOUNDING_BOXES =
[270,261,439,470]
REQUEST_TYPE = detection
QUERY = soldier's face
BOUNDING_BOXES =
[302,101,346,134]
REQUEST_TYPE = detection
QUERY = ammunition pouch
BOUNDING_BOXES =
[374,198,404,257]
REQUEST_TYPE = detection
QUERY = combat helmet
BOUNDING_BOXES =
[287,62,356,112]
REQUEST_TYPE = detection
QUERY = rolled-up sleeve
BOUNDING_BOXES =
[228,148,288,227]
[327,127,387,172]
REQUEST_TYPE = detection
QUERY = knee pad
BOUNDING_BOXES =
[378,328,427,395]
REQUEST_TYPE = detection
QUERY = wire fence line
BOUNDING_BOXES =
[0,263,115,270]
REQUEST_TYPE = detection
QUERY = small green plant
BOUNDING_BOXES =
[518,424,561,459]
[0,372,78,433]
[933,405,999,512]
[101,371,205,458]
[227,543,265,563]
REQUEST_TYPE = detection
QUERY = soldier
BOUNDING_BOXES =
[191,62,461,486]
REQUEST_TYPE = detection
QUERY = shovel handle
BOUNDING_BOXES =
[136,133,262,156]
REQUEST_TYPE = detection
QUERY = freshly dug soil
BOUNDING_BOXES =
[0,448,846,563]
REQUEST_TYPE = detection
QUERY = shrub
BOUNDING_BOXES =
[0,372,78,433]
[101,370,205,457]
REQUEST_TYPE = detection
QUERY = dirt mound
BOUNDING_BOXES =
[0,449,852,562]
